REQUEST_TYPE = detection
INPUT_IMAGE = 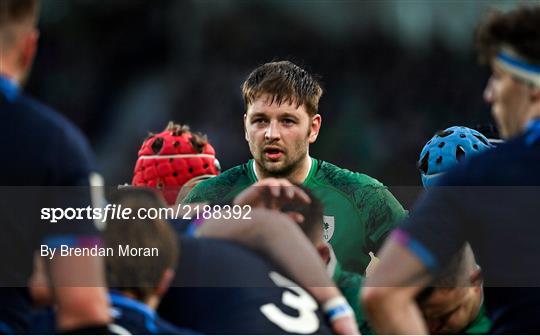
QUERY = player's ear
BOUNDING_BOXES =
[317,242,330,264]
[156,268,175,297]
[530,86,540,102]
[308,114,322,143]
[470,267,483,288]
[244,113,250,142]
[20,28,39,72]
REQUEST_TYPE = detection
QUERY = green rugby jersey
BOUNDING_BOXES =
[184,158,406,274]
[463,304,491,334]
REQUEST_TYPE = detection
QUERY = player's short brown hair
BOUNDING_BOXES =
[105,188,179,302]
[475,5,540,64]
[242,61,323,117]
[0,0,39,29]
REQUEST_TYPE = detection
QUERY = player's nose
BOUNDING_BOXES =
[264,121,281,141]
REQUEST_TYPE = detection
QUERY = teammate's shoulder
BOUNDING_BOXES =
[175,236,283,287]
[196,163,249,188]
[184,163,250,203]
[17,94,83,136]
[316,160,386,190]
[13,94,92,156]
[440,138,527,186]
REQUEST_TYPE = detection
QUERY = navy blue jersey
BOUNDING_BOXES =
[399,121,540,334]
[108,292,196,334]
[159,236,332,334]
[0,77,100,332]
[0,77,95,186]
[30,292,196,334]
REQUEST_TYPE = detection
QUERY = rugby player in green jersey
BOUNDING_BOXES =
[184,61,406,274]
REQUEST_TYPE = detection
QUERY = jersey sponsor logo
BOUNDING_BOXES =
[260,271,320,334]
[323,215,335,242]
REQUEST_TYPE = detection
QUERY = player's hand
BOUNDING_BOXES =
[233,178,311,211]
[323,296,360,334]
[332,314,360,335]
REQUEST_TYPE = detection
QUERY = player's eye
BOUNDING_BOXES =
[253,118,268,125]
[282,119,295,126]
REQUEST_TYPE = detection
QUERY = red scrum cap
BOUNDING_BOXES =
[132,122,220,205]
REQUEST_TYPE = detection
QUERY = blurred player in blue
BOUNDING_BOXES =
[0,0,110,332]
[364,5,540,334]
[105,189,198,334]
[31,189,197,334]
[415,126,493,333]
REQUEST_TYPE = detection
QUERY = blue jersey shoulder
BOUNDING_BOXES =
[0,92,96,185]
[439,134,540,186]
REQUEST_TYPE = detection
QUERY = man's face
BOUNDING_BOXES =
[244,93,320,177]
[484,63,531,139]
[419,286,481,334]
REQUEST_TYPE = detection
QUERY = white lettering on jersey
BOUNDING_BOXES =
[260,271,320,334]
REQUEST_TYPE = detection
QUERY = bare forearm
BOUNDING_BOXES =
[198,209,339,302]
[363,237,433,333]
[367,294,427,334]
[257,222,340,302]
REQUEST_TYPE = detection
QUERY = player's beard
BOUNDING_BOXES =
[257,149,306,178]
[254,136,310,179]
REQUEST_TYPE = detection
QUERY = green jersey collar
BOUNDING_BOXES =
[464,300,491,334]
[248,157,318,184]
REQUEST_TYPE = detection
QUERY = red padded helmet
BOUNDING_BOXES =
[132,122,220,205]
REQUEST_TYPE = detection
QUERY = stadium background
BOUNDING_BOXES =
[26,0,532,187]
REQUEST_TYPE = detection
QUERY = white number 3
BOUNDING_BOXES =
[260,271,320,334]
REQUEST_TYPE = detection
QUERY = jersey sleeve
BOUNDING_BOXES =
[397,167,470,271]
[40,110,101,240]
[49,111,97,187]
[361,185,408,254]
[182,166,248,204]
[182,178,216,203]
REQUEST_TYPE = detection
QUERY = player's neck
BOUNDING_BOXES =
[0,56,21,84]
[120,290,158,310]
[145,295,160,310]
[254,155,312,184]
[287,155,312,184]
[0,69,18,84]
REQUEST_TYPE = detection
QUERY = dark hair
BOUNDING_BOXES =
[475,5,540,64]
[0,0,39,29]
[417,244,477,303]
[242,61,323,116]
[104,188,179,302]
[281,185,324,243]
